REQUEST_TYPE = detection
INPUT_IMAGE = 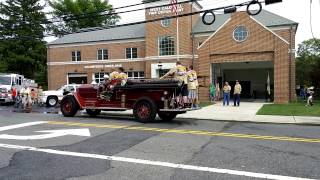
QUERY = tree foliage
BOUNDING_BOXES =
[0,0,47,86]
[296,38,320,88]
[49,0,120,36]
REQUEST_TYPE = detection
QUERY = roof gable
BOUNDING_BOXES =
[197,11,290,54]
[192,10,297,34]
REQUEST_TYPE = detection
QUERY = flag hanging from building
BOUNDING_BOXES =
[170,0,178,15]
[267,72,271,95]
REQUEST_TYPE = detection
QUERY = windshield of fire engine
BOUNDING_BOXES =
[0,76,11,85]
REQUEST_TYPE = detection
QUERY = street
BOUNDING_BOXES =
[0,106,319,180]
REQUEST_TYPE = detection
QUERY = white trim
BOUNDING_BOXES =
[232,26,249,43]
[151,63,175,78]
[146,54,198,60]
[48,38,145,49]
[193,33,211,38]
[68,73,87,78]
[97,49,108,60]
[269,26,291,31]
[47,55,199,66]
[250,16,289,45]
[197,18,232,50]
[48,58,146,66]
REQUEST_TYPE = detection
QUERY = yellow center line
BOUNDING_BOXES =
[47,121,320,143]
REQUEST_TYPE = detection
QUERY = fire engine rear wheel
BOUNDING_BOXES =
[133,98,157,123]
[60,96,79,117]
[158,112,177,121]
[86,109,101,117]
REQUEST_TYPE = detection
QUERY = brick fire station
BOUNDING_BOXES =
[47,0,298,103]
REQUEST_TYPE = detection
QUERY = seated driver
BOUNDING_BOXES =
[99,74,113,100]
[117,67,128,86]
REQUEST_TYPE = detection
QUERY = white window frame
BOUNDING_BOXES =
[125,47,138,59]
[71,50,81,61]
[158,36,175,56]
[161,18,171,27]
[233,26,249,42]
[97,49,108,60]
[126,71,145,79]
[94,72,109,83]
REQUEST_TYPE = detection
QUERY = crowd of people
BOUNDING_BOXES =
[210,81,242,107]
[160,61,199,109]
[11,85,43,111]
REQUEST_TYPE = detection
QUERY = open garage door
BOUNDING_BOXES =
[212,61,274,101]
[68,73,87,84]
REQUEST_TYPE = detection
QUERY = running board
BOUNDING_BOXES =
[83,107,129,111]
[159,107,200,113]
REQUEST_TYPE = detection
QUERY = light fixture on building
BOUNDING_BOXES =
[74,69,78,73]
[129,67,133,71]
[265,0,282,5]
[224,6,237,14]
[158,61,163,70]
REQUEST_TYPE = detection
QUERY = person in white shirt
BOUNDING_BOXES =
[20,86,32,110]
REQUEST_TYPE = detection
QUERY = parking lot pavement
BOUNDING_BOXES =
[0,108,320,179]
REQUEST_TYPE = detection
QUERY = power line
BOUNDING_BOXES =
[1,0,272,40]
[310,0,316,39]
[57,0,254,35]
[46,0,193,23]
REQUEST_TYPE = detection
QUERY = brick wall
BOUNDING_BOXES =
[197,12,295,103]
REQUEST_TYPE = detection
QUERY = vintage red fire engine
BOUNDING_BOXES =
[60,79,198,122]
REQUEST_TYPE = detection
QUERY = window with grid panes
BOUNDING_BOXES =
[97,49,108,60]
[159,36,175,56]
[72,51,81,61]
[125,71,144,79]
[126,48,138,59]
[94,72,109,83]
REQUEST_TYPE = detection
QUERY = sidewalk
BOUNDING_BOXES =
[178,102,320,125]
[103,102,320,125]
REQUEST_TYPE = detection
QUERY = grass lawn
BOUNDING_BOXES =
[257,101,320,117]
[199,101,214,107]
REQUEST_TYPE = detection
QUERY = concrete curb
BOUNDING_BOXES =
[98,111,320,125]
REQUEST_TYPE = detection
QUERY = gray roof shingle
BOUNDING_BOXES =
[48,10,297,45]
[48,23,145,45]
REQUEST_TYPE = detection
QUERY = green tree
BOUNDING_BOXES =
[296,38,320,88]
[0,0,47,87]
[49,0,120,36]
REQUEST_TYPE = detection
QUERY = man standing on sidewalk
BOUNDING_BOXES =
[234,80,242,106]
[223,82,231,106]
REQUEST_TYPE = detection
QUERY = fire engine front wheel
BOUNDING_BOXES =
[158,112,177,121]
[60,96,79,117]
[133,98,157,123]
[86,109,101,117]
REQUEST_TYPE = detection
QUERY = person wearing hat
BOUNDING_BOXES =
[160,61,188,108]
[99,74,112,100]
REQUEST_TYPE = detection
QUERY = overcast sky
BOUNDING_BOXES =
[2,0,320,48]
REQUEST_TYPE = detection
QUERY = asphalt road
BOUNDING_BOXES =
[0,105,319,180]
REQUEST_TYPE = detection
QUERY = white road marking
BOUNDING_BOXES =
[0,129,91,140]
[0,143,314,180]
[0,121,48,132]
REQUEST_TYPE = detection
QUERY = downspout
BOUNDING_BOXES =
[191,0,195,66]
[289,25,293,102]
